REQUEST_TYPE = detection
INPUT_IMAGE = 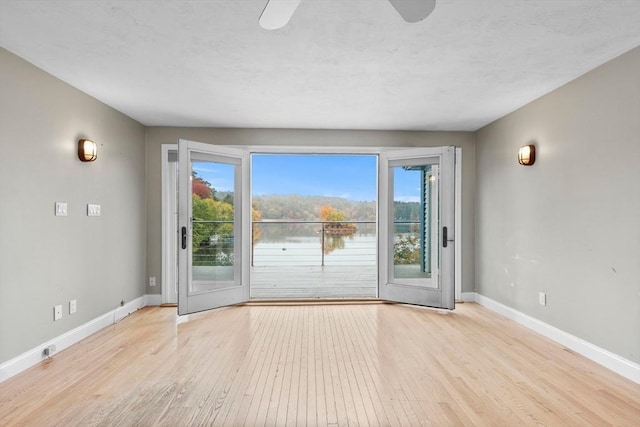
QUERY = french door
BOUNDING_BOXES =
[177,139,250,315]
[177,143,456,314]
[378,147,456,309]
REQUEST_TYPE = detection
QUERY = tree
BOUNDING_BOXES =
[191,195,234,266]
[319,205,356,255]
[252,203,263,245]
[393,234,421,265]
[320,205,356,235]
[192,171,213,199]
[320,205,344,222]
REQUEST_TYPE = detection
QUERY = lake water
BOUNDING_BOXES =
[252,234,377,266]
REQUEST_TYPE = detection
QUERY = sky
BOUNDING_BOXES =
[192,161,235,193]
[252,154,377,201]
[194,154,422,202]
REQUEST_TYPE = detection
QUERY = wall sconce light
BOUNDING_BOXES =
[78,139,97,162]
[518,144,535,166]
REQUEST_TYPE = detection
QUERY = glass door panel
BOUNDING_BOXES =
[190,158,239,292]
[391,163,439,288]
[178,139,249,315]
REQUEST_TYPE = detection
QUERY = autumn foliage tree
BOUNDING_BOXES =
[319,205,356,255]
[192,173,213,199]
[319,205,355,233]
[319,205,345,222]
[191,171,263,265]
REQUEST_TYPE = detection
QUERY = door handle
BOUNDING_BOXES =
[443,226,454,248]
[181,226,187,250]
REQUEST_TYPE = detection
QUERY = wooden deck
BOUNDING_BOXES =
[250,265,378,299]
[1,303,638,426]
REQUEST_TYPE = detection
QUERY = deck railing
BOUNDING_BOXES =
[192,219,421,267]
[251,220,377,267]
[191,220,235,266]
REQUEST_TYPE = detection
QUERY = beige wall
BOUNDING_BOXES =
[0,48,147,363]
[144,128,476,296]
[475,47,640,363]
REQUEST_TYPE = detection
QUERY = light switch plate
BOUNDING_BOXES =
[87,204,101,216]
[55,202,68,216]
[69,299,77,314]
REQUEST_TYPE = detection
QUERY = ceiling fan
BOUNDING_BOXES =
[259,0,436,30]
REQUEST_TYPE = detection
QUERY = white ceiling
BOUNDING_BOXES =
[0,0,638,131]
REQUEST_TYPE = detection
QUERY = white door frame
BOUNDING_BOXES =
[161,144,178,305]
[161,144,463,304]
[455,147,462,301]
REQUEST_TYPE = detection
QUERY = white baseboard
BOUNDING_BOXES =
[145,294,163,306]
[0,295,149,382]
[459,292,476,302]
[468,292,640,384]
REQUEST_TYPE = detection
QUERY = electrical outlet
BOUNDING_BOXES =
[53,305,62,321]
[149,276,156,287]
[539,292,546,306]
[43,344,56,357]
[87,203,101,216]
[69,299,77,314]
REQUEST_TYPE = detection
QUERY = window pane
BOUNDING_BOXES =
[190,160,236,291]
[392,164,438,287]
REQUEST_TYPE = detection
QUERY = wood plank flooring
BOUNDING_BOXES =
[1,302,638,426]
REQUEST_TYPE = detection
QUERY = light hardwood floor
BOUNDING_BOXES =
[1,302,638,426]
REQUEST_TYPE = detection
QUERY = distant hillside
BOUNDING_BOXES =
[253,194,376,221]
[252,194,422,221]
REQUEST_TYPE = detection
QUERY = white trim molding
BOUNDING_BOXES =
[466,292,640,384]
[454,147,462,301]
[459,292,476,303]
[161,144,179,305]
[0,295,151,382]
[145,294,163,306]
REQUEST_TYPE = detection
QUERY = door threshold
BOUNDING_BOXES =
[245,298,384,306]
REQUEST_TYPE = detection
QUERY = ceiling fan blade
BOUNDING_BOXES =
[387,0,436,23]
[259,0,302,30]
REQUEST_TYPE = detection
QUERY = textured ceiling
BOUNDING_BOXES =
[0,0,638,131]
